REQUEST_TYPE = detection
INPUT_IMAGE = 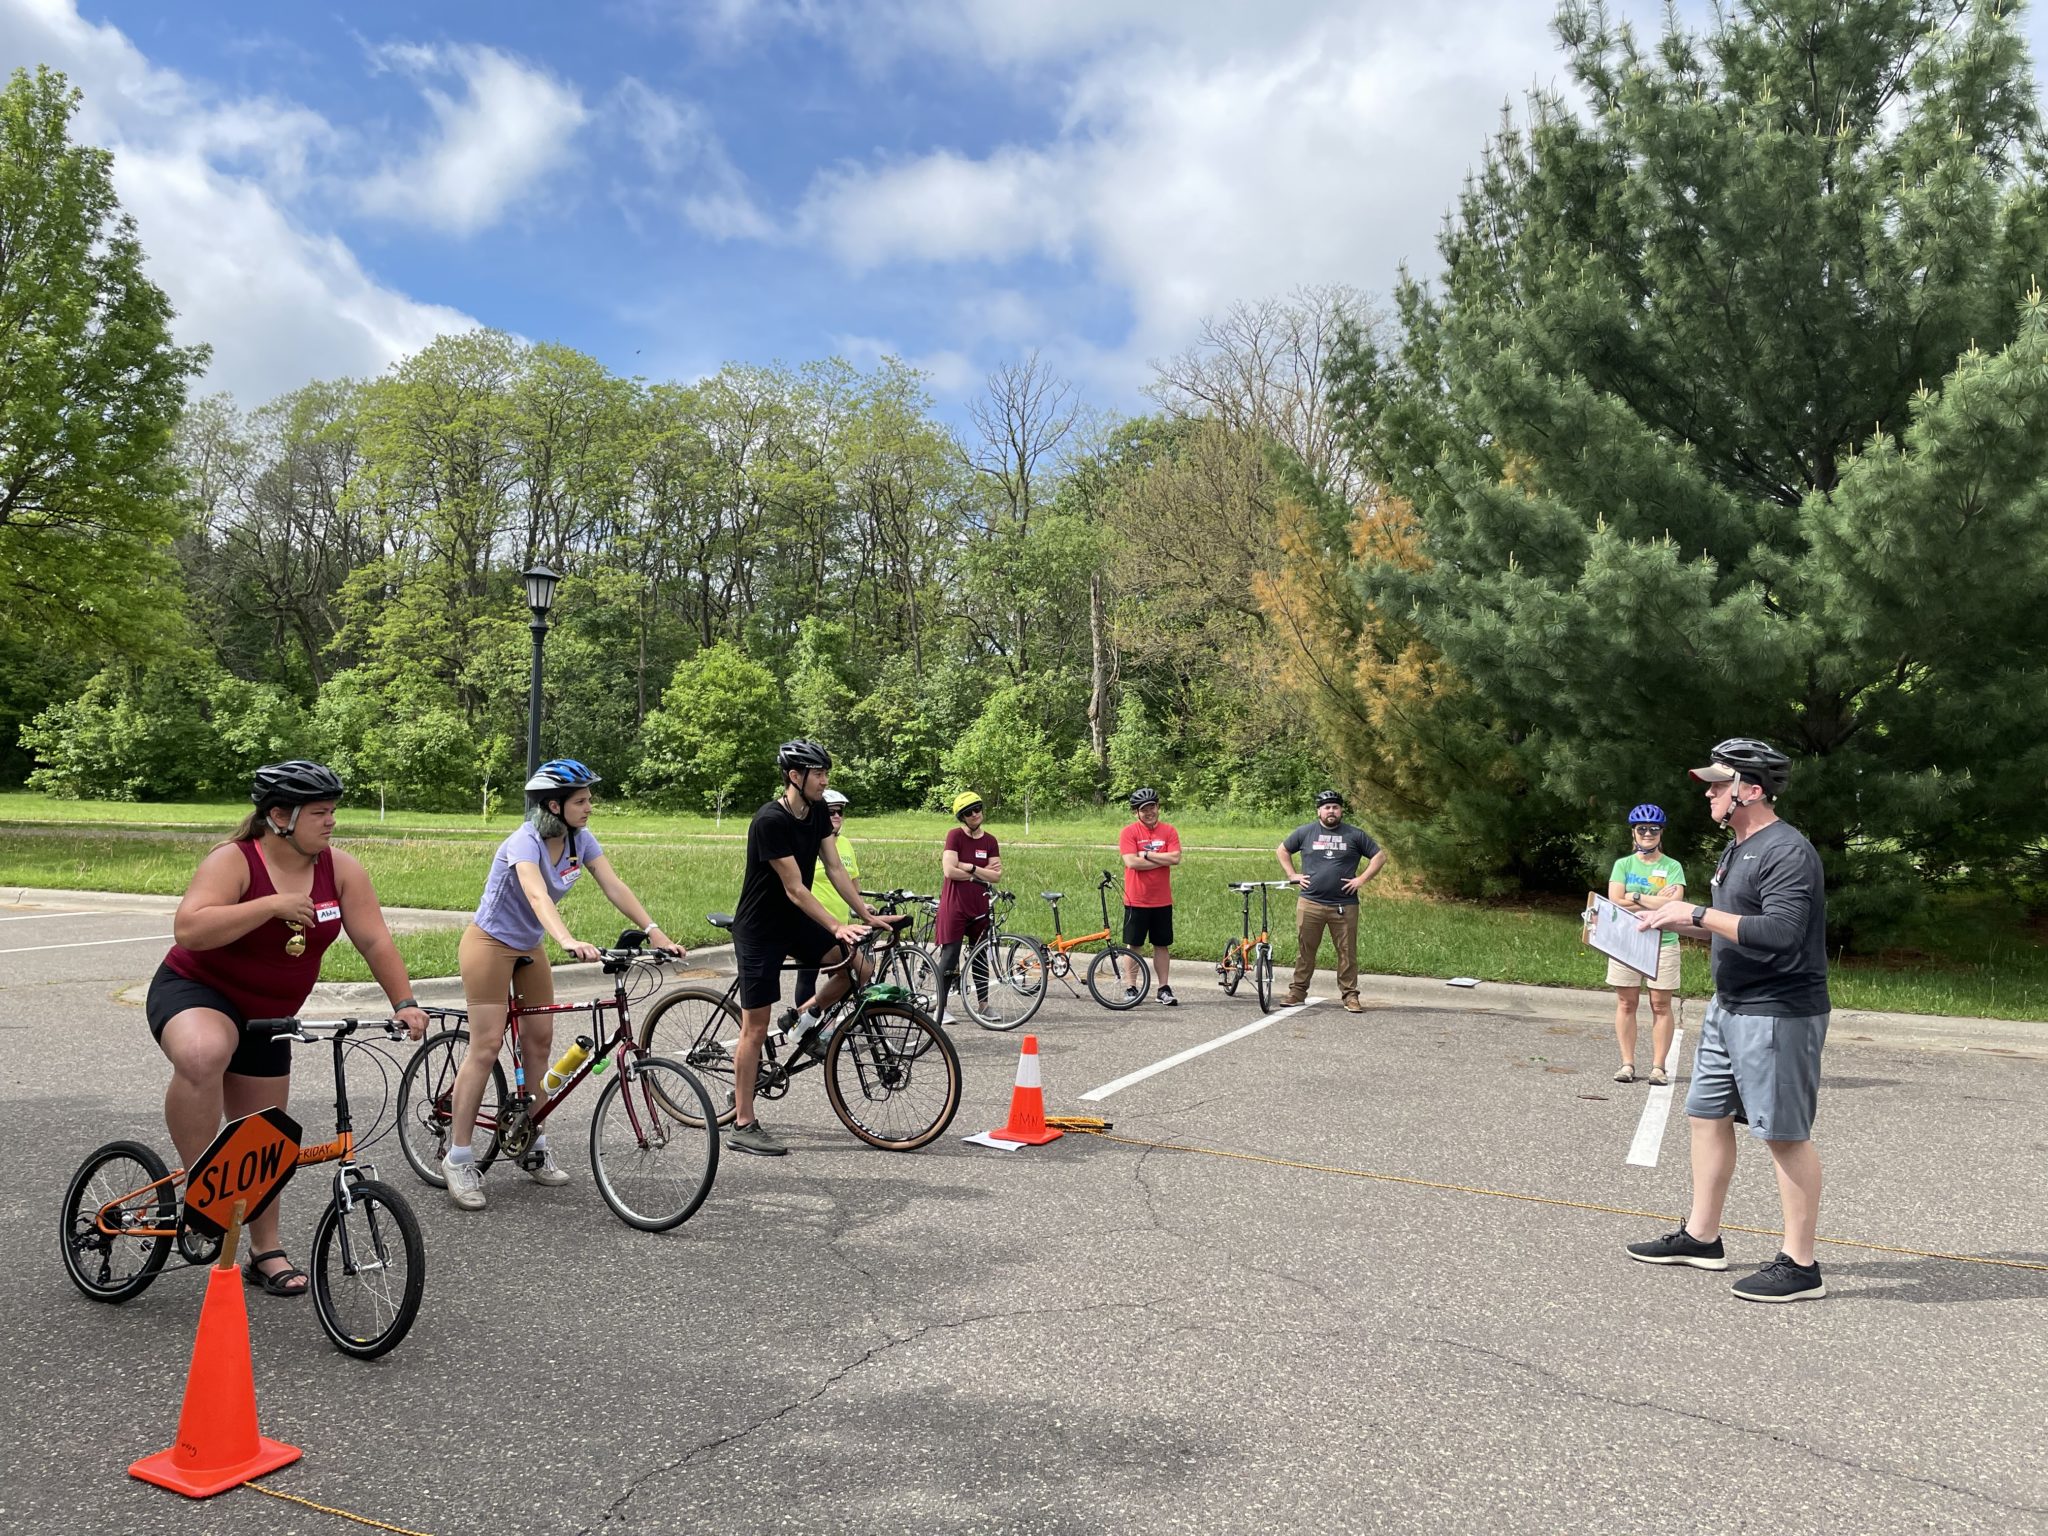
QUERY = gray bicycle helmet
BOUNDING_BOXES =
[1129,787,1160,810]
[1314,789,1345,808]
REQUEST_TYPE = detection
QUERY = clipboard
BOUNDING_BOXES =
[1582,891,1662,978]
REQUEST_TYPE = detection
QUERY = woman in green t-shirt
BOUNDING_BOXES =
[1606,804,1685,1084]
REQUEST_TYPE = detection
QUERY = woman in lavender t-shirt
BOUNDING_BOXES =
[439,758,682,1211]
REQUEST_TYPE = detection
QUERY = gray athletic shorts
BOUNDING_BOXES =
[1686,998,1829,1141]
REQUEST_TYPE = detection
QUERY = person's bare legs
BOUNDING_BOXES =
[1153,947,1171,988]
[734,1004,771,1124]
[1648,989,1677,1073]
[223,1070,299,1286]
[160,1010,236,1173]
[1612,985,1641,1069]
[1766,1137,1823,1265]
[1684,1114,1738,1241]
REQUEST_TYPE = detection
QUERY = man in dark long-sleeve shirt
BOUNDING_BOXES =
[1624,738,1833,1304]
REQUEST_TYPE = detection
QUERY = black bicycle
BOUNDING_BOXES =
[636,915,962,1151]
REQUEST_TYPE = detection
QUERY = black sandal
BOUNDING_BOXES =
[243,1248,309,1298]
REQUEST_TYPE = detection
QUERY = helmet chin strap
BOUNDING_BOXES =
[267,804,319,857]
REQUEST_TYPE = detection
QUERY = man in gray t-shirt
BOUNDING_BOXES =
[1625,737,1833,1305]
[1274,790,1385,1013]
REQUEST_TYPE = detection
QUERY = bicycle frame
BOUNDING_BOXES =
[89,1016,416,1245]
[1041,873,1118,957]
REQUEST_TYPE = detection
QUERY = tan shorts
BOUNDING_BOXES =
[1607,944,1680,992]
[458,924,555,1009]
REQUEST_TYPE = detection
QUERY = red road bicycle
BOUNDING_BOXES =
[394,931,719,1232]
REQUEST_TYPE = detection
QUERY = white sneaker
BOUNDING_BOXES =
[441,1153,487,1210]
[521,1144,571,1186]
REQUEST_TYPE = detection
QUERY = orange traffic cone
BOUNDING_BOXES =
[989,1034,1063,1145]
[130,1208,300,1498]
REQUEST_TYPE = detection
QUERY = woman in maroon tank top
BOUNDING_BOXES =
[146,762,429,1296]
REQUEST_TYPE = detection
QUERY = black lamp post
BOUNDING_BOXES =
[522,563,561,778]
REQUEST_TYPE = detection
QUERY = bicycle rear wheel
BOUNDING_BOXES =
[1086,946,1150,1009]
[638,984,741,1127]
[1254,947,1276,1013]
[1218,939,1246,996]
[61,1141,175,1303]
[824,1003,962,1150]
[961,933,1048,1031]
[311,1177,425,1360]
[396,1028,506,1187]
[589,1056,720,1232]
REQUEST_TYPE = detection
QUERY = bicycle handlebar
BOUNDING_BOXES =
[1227,880,1296,892]
[246,1016,420,1043]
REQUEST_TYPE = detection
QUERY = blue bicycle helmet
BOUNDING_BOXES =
[526,758,601,793]
[1627,804,1666,827]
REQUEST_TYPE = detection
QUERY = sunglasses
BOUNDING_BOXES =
[1633,826,1662,835]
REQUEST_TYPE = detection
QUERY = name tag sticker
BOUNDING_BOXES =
[314,902,342,923]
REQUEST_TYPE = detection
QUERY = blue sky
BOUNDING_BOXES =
[6,0,2046,417]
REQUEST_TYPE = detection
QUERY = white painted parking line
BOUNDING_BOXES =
[1624,1027,1685,1168]
[0,910,103,923]
[1079,998,1325,1102]
[0,933,173,956]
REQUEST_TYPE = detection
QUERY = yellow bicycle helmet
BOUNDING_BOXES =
[951,790,985,819]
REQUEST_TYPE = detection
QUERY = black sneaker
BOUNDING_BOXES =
[1732,1253,1826,1303]
[1156,986,1178,1007]
[1625,1226,1728,1271]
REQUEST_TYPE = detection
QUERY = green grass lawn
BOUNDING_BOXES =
[2,809,2042,1020]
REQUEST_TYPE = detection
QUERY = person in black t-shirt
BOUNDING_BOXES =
[726,740,886,1157]
[1625,737,1833,1304]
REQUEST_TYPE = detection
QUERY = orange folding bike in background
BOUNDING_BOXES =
[1037,870,1151,1010]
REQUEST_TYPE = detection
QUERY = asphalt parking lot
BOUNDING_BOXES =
[3,898,2044,1536]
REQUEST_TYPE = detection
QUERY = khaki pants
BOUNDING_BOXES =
[1290,898,1359,1003]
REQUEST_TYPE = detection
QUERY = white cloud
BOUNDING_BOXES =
[793,1,1564,377]
[358,44,588,236]
[0,0,479,403]
[612,76,774,241]
[831,333,979,395]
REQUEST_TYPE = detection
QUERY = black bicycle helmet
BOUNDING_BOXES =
[777,740,833,773]
[1691,737,1791,796]
[1314,789,1345,808]
[1129,787,1160,810]
[251,760,344,809]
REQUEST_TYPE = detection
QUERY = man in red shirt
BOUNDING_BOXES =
[1118,787,1182,1005]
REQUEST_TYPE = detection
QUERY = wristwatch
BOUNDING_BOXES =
[1689,906,1707,929]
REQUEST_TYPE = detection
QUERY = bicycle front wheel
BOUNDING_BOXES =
[1218,939,1246,996]
[589,1056,720,1232]
[311,1178,425,1360]
[1254,948,1276,1013]
[824,1003,962,1151]
[397,1029,506,1187]
[638,984,741,1128]
[61,1141,175,1303]
[1086,947,1150,1009]
[961,933,1048,1031]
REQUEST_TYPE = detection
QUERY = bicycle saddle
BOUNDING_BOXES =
[513,955,534,970]
[1040,891,1063,902]
[707,912,734,930]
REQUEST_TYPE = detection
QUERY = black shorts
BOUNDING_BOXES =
[1123,905,1174,948]
[732,921,843,1012]
[144,962,291,1079]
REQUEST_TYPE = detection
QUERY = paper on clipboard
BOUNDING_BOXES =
[1583,892,1662,978]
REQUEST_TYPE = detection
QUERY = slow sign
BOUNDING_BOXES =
[181,1108,303,1238]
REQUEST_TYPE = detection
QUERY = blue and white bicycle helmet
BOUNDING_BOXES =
[526,758,601,794]
[1627,804,1665,827]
